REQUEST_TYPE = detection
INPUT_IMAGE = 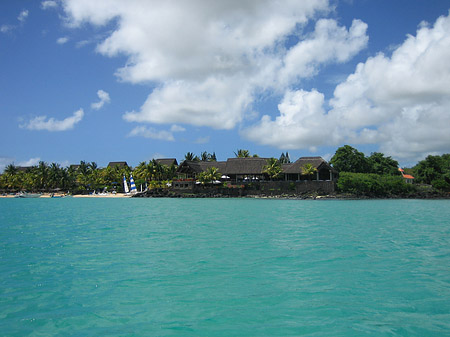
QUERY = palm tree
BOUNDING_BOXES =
[48,163,61,190]
[301,163,317,180]
[263,158,282,180]
[184,152,200,161]
[199,151,217,162]
[197,167,221,184]
[133,161,148,181]
[36,161,49,190]
[234,149,250,158]
[279,152,291,164]
[4,163,17,175]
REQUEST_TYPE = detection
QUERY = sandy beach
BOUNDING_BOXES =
[72,193,131,198]
[0,193,131,198]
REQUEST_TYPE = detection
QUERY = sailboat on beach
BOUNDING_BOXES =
[123,175,130,194]
[129,174,137,194]
[123,174,137,194]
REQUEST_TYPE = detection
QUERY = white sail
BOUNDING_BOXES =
[123,175,129,194]
[130,174,137,194]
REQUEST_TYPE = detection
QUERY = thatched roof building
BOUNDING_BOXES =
[176,160,226,179]
[175,156,337,183]
[155,158,178,167]
[107,161,129,169]
[16,166,32,172]
[283,156,337,181]
[224,157,269,175]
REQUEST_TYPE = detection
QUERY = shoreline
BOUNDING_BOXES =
[1,191,449,200]
[0,193,131,198]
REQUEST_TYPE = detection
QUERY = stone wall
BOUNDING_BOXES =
[188,180,335,197]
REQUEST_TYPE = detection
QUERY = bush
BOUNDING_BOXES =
[431,179,450,192]
[337,172,415,197]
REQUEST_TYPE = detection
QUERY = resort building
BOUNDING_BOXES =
[107,161,129,169]
[223,157,270,182]
[155,158,178,167]
[174,156,336,185]
[283,157,337,181]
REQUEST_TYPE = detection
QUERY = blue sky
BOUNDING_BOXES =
[1,0,450,171]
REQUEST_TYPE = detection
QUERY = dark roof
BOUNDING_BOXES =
[224,157,270,175]
[107,161,129,168]
[198,161,227,173]
[282,163,293,172]
[177,160,226,174]
[283,157,334,174]
[16,166,32,172]
[155,158,178,166]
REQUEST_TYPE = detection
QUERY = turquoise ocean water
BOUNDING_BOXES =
[1,198,449,336]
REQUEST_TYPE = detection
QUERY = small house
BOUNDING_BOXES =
[399,168,415,184]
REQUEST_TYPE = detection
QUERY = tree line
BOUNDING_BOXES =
[1,146,449,194]
[330,145,450,196]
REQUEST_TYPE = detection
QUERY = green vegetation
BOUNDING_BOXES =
[133,159,177,184]
[330,145,399,175]
[331,145,450,195]
[331,145,408,197]
[279,152,291,164]
[184,152,200,161]
[2,145,449,197]
[184,151,217,162]
[301,163,317,180]
[413,154,450,191]
[234,149,250,158]
[263,158,282,180]
[197,167,221,184]
[0,159,176,194]
[337,172,415,197]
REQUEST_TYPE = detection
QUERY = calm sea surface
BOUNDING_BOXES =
[1,198,449,336]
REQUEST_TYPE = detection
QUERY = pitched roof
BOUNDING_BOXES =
[155,158,178,166]
[107,161,129,168]
[283,157,333,174]
[177,160,226,174]
[16,166,32,172]
[198,161,227,173]
[399,168,414,179]
[224,157,270,175]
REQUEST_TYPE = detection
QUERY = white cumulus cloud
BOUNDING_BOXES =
[41,1,58,10]
[246,10,450,163]
[57,36,69,44]
[245,89,341,150]
[20,109,84,131]
[127,126,175,141]
[1,25,13,33]
[61,0,368,130]
[18,157,41,167]
[329,11,450,161]
[277,19,368,86]
[91,89,110,110]
[18,10,29,23]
